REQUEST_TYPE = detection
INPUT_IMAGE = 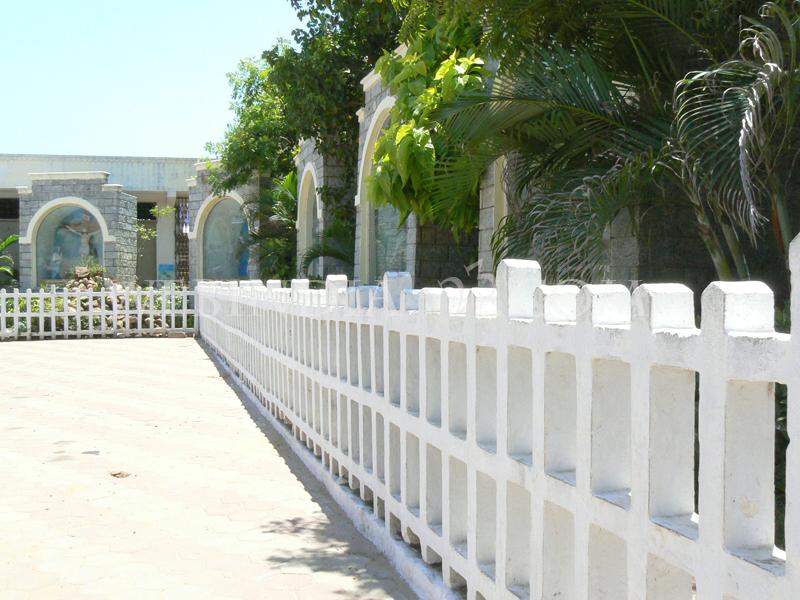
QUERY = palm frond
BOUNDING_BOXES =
[301,221,355,275]
[0,234,19,255]
[271,171,299,226]
[429,43,668,221]
[608,0,706,51]
[674,2,800,242]
[493,155,661,283]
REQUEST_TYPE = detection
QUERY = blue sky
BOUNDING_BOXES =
[0,0,301,158]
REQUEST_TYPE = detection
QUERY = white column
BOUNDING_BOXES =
[156,191,176,277]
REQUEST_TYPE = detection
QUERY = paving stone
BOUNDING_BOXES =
[0,338,415,599]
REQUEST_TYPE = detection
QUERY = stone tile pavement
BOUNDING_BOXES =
[0,338,416,600]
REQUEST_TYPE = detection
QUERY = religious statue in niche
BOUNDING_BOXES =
[37,207,103,282]
[62,211,101,261]
[46,248,63,279]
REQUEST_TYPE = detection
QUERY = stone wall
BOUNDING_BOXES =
[414,223,478,288]
[374,205,410,278]
[186,171,203,285]
[605,204,716,295]
[17,172,137,288]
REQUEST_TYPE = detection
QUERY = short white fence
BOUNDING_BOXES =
[196,244,800,600]
[0,287,195,340]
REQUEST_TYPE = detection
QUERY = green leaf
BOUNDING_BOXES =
[396,135,414,184]
[407,77,427,96]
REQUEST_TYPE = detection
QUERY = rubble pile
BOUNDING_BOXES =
[62,267,175,334]
[63,266,112,292]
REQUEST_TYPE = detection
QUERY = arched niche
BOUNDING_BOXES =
[297,162,321,276]
[193,193,249,280]
[25,197,111,287]
[357,96,407,284]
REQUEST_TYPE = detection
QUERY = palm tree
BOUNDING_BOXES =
[300,218,355,277]
[0,234,19,283]
[675,2,800,261]
[425,0,764,281]
[244,172,298,281]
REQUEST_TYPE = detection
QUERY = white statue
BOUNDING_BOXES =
[63,212,100,260]
[46,248,63,279]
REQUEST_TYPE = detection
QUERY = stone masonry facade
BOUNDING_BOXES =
[17,172,137,289]
[414,223,478,288]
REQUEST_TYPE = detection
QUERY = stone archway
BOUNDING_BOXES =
[297,162,321,276]
[357,96,408,284]
[25,197,112,287]
[192,192,249,280]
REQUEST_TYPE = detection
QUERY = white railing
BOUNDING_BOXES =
[0,287,195,340]
[196,244,800,600]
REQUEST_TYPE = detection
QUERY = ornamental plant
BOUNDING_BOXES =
[368,15,486,234]
[0,234,18,284]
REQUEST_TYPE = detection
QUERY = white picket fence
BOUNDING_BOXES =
[196,243,800,600]
[0,287,195,340]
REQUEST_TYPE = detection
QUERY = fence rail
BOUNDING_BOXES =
[0,287,195,341]
[196,244,800,600]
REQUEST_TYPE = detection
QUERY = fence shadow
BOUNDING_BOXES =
[197,340,415,600]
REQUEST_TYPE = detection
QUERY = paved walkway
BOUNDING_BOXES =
[0,338,415,600]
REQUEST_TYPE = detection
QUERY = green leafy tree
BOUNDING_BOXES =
[262,0,404,266]
[206,54,299,193]
[368,13,486,234]
[269,0,402,165]
[205,53,302,279]
[210,2,405,278]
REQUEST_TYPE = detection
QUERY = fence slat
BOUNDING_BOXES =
[181,288,188,331]
[137,290,143,336]
[61,288,69,340]
[12,289,19,339]
[161,288,167,333]
[24,289,32,341]
[37,288,45,340]
[111,288,119,336]
[100,288,107,337]
[49,286,56,338]
[124,291,131,337]
[0,289,7,340]
[148,289,155,333]
[87,290,94,338]
[75,288,82,339]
